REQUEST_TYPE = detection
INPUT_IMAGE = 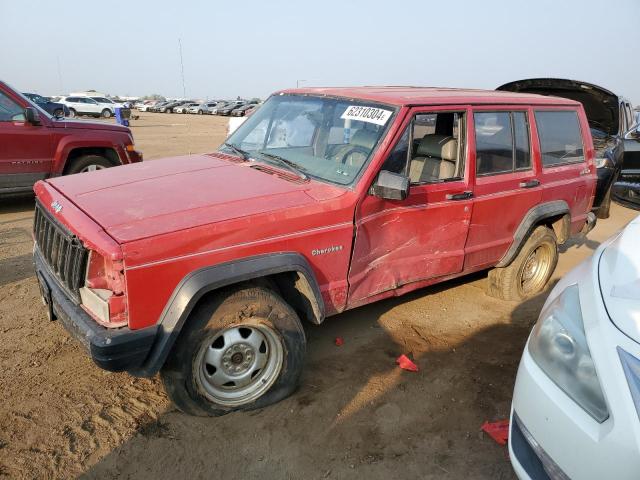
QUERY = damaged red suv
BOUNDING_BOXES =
[33,87,597,415]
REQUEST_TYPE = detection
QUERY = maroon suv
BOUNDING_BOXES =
[0,80,142,195]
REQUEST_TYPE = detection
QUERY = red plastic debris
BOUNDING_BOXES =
[481,420,510,445]
[335,337,344,346]
[396,354,419,372]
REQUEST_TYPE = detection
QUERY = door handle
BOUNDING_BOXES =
[519,179,540,189]
[446,191,473,201]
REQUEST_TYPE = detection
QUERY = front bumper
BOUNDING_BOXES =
[509,256,640,479]
[34,248,158,373]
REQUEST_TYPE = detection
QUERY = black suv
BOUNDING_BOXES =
[498,78,634,218]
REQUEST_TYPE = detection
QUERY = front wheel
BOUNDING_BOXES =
[197,110,203,115]
[161,287,306,416]
[487,226,558,301]
[66,155,114,174]
[101,109,112,118]
[68,108,76,118]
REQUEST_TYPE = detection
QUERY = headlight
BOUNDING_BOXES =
[595,157,611,168]
[528,285,609,422]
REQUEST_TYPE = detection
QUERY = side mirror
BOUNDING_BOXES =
[24,107,41,125]
[370,170,410,201]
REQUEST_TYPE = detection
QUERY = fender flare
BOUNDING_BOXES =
[130,252,324,377]
[496,200,570,268]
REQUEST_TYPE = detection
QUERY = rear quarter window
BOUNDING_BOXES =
[535,110,584,167]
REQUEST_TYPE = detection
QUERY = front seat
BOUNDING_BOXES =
[409,134,457,183]
[328,129,378,167]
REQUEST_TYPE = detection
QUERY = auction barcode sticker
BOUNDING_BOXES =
[341,105,392,126]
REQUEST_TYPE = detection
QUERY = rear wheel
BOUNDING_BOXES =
[53,108,64,117]
[101,109,112,118]
[161,287,306,416]
[198,109,203,115]
[487,226,558,301]
[66,155,114,175]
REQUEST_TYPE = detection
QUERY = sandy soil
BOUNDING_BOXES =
[0,111,637,479]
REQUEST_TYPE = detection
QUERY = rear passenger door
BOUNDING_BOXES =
[464,108,542,269]
[535,109,594,232]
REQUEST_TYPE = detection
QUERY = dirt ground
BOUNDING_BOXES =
[0,111,637,479]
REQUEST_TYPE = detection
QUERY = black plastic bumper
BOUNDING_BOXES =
[34,249,158,373]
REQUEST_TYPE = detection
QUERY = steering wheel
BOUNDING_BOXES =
[338,145,370,166]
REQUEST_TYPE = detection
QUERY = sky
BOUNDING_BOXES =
[2,0,639,103]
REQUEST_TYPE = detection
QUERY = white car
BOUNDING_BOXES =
[510,214,640,480]
[60,96,118,118]
[176,102,199,114]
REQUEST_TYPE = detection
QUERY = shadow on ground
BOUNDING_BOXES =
[79,280,552,480]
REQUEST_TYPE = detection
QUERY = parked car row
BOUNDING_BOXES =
[139,99,259,116]
[0,80,142,195]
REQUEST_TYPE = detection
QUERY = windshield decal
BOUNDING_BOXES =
[341,105,392,126]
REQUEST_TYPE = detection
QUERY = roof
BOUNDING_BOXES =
[277,86,582,107]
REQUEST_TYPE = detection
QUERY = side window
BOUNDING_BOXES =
[474,112,513,175]
[535,110,584,167]
[513,112,531,170]
[0,92,25,122]
[474,111,531,175]
[380,123,410,174]
[407,111,465,184]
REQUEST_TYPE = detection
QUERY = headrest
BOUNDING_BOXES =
[416,134,457,160]
[350,129,378,150]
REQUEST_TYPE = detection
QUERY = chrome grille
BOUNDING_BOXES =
[33,200,88,302]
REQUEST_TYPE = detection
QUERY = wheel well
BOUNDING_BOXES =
[190,271,323,326]
[538,213,570,244]
[63,147,120,173]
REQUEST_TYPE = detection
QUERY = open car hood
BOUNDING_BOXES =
[497,78,620,136]
[599,216,640,344]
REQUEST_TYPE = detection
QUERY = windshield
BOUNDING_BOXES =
[223,94,395,185]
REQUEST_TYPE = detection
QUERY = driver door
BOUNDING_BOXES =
[347,107,473,307]
[0,90,53,190]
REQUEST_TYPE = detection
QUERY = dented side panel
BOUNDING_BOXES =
[347,188,472,305]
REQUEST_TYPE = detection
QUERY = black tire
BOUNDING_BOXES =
[487,226,558,301]
[161,287,306,416]
[101,109,112,118]
[65,155,115,175]
[597,184,612,219]
[198,110,203,115]
[53,108,64,117]
[68,108,77,118]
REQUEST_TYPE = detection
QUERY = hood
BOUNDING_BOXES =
[599,216,640,343]
[50,118,130,133]
[497,78,620,136]
[46,152,343,243]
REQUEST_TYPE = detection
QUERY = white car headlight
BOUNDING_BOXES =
[528,285,609,422]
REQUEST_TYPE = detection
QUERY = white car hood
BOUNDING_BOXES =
[599,215,640,343]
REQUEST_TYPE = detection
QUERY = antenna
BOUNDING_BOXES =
[178,38,187,99]
[56,56,64,93]
[178,38,191,154]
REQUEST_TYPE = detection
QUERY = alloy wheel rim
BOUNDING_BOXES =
[195,323,284,407]
[81,164,106,173]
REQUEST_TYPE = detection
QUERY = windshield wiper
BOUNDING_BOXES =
[257,151,308,180]
[223,142,250,160]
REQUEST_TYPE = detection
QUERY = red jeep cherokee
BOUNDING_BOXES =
[32,87,597,416]
[0,80,142,195]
